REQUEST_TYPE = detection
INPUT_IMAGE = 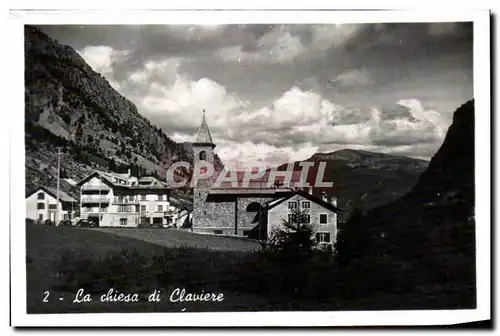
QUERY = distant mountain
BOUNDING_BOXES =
[276,149,429,213]
[24,25,222,196]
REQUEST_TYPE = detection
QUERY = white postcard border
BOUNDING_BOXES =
[8,9,491,327]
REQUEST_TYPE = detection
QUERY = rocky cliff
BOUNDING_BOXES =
[24,25,222,197]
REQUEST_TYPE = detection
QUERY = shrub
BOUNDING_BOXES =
[59,220,72,227]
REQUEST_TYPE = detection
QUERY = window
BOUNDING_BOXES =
[158,195,163,201]
[141,205,146,213]
[37,192,44,200]
[320,214,328,224]
[120,218,127,226]
[301,201,311,209]
[153,217,163,224]
[48,204,57,210]
[316,232,331,243]
[214,230,223,234]
[141,195,146,201]
[288,213,309,224]
[288,201,298,210]
[37,203,45,210]
[63,213,68,220]
[157,205,163,213]
[119,205,130,212]
[199,151,207,161]
[38,214,43,221]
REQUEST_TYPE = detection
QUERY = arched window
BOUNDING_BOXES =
[199,151,207,161]
[246,202,262,212]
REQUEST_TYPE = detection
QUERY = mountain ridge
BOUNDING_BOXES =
[24,25,222,197]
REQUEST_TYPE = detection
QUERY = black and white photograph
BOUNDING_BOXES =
[9,9,491,327]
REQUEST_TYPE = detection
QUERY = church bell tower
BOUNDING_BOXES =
[192,109,216,229]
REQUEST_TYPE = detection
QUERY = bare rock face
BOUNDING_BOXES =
[24,25,222,195]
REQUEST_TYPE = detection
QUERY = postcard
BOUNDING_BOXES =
[9,9,491,327]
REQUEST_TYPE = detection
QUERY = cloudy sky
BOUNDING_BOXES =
[37,22,473,168]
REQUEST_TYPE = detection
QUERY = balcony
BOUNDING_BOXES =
[81,195,111,204]
[81,207,108,214]
[82,185,111,192]
[114,197,140,204]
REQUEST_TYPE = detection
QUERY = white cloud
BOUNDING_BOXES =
[77,46,449,164]
[77,46,128,91]
[215,141,318,169]
[319,98,451,151]
[133,70,450,163]
[77,46,114,74]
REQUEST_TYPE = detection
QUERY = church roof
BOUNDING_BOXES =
[195,110,214,145]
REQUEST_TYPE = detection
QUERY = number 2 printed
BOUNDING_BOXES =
[43,291,50,302]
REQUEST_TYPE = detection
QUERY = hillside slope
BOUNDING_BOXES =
[24,25,222,197]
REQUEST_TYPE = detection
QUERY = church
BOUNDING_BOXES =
[191,111,343,246]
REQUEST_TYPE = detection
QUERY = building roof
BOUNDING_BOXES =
[207,169,318,190]
[27,186,79,203]
[264,189,344,214]
[77,171,171,190]
[195,110,214,145]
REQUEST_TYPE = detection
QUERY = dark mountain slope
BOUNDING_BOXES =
[24,25,222,196]
[365,99,476,308]
[370,100,475,253]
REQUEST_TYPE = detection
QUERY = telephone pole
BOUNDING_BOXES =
[56,148,62,226]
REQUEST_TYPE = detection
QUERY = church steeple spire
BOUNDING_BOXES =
[195,109,214,146]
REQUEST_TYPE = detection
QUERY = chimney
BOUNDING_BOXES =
[331,196,337,207]
[321,191,328,203]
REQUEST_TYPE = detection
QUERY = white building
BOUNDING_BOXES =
[26,186,79,223]
[77,170,180,227]
[264,189,341,250]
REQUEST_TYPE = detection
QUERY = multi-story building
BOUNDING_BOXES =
[77,170,179,227]
[26,186,79,223]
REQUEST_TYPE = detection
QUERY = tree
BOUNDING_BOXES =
[265,206,316,254]
[335,200,374,268]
